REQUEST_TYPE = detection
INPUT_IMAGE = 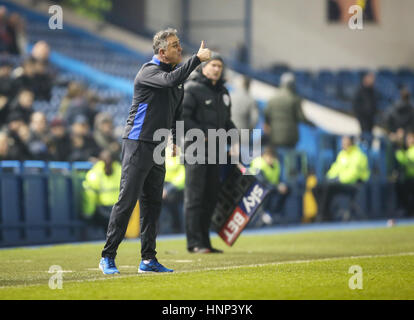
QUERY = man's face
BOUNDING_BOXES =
[161,35,182,66]
[51,125,65,138]
[31,113,47,133]
[363,73,375,88]
[71,122,89,136]
[18,91,34,108]
[202,59,223,83]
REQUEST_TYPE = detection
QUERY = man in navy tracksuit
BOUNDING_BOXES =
[99,28,211,274]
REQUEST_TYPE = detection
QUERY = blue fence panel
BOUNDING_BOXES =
[22,161,49,243]
[48,162,73,242]
[0,163,24,245]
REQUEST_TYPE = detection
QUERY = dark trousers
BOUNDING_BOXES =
[184,163,220,250]
[263,188,289,216]
[101,139,165,260]
[312,182,358,221]
[396,179,414,217]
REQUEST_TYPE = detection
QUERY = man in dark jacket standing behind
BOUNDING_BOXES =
[352,72,377,147]
[99,28,211,274]
[182,53,236,253]
[264,72,311,149]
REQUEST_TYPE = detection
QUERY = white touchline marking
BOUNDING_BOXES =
[1,251,414,289]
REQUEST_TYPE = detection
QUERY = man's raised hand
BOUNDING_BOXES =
[197,40,211,62]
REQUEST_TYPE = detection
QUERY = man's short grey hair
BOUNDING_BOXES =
[153,28,178,55]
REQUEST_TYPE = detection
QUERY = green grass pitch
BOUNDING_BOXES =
[0,225,413,300]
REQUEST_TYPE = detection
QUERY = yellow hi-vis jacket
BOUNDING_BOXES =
[164,154,185,190]
[249,156,281,186]
[82,160,122,218]
[396,145,414,178]
[326,145,370,184]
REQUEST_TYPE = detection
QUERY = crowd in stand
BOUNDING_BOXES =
[0,6,121,164]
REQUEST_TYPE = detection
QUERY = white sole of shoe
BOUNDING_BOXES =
[99,263,120,275]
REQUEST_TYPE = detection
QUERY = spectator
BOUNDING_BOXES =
[395,130,414,217]
[28,111,50,160]
[64,85,96,127]
[384,87,414,140]
[11,58,37,95]
[33,59,53,101]
[48,118,71,161]
[352,72,377,147]
[82,149,122,231]
[59,81,87,117]
[312,136,370,221]
[6,113,32,160]
[93,112,121,160]
[30,41,54,101]
[249,147,289,225]
[31,40,51,64]
[9,89,34,124]
[162,151,185,234]
[69,115,100,162]
[230,76,259,156]
[264,72,312,149]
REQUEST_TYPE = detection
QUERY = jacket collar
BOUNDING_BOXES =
[150,55,177,72]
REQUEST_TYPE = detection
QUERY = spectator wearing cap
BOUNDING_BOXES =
[93,112,121,161]
[48,118,71,161]
[264,72,313,149]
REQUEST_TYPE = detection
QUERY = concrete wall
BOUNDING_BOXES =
[144,0,182,32]
[251,0,414,70]
[143,0,414,70]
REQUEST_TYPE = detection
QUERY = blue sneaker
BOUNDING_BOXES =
[138,258,174,273]
[99,257,120,274]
